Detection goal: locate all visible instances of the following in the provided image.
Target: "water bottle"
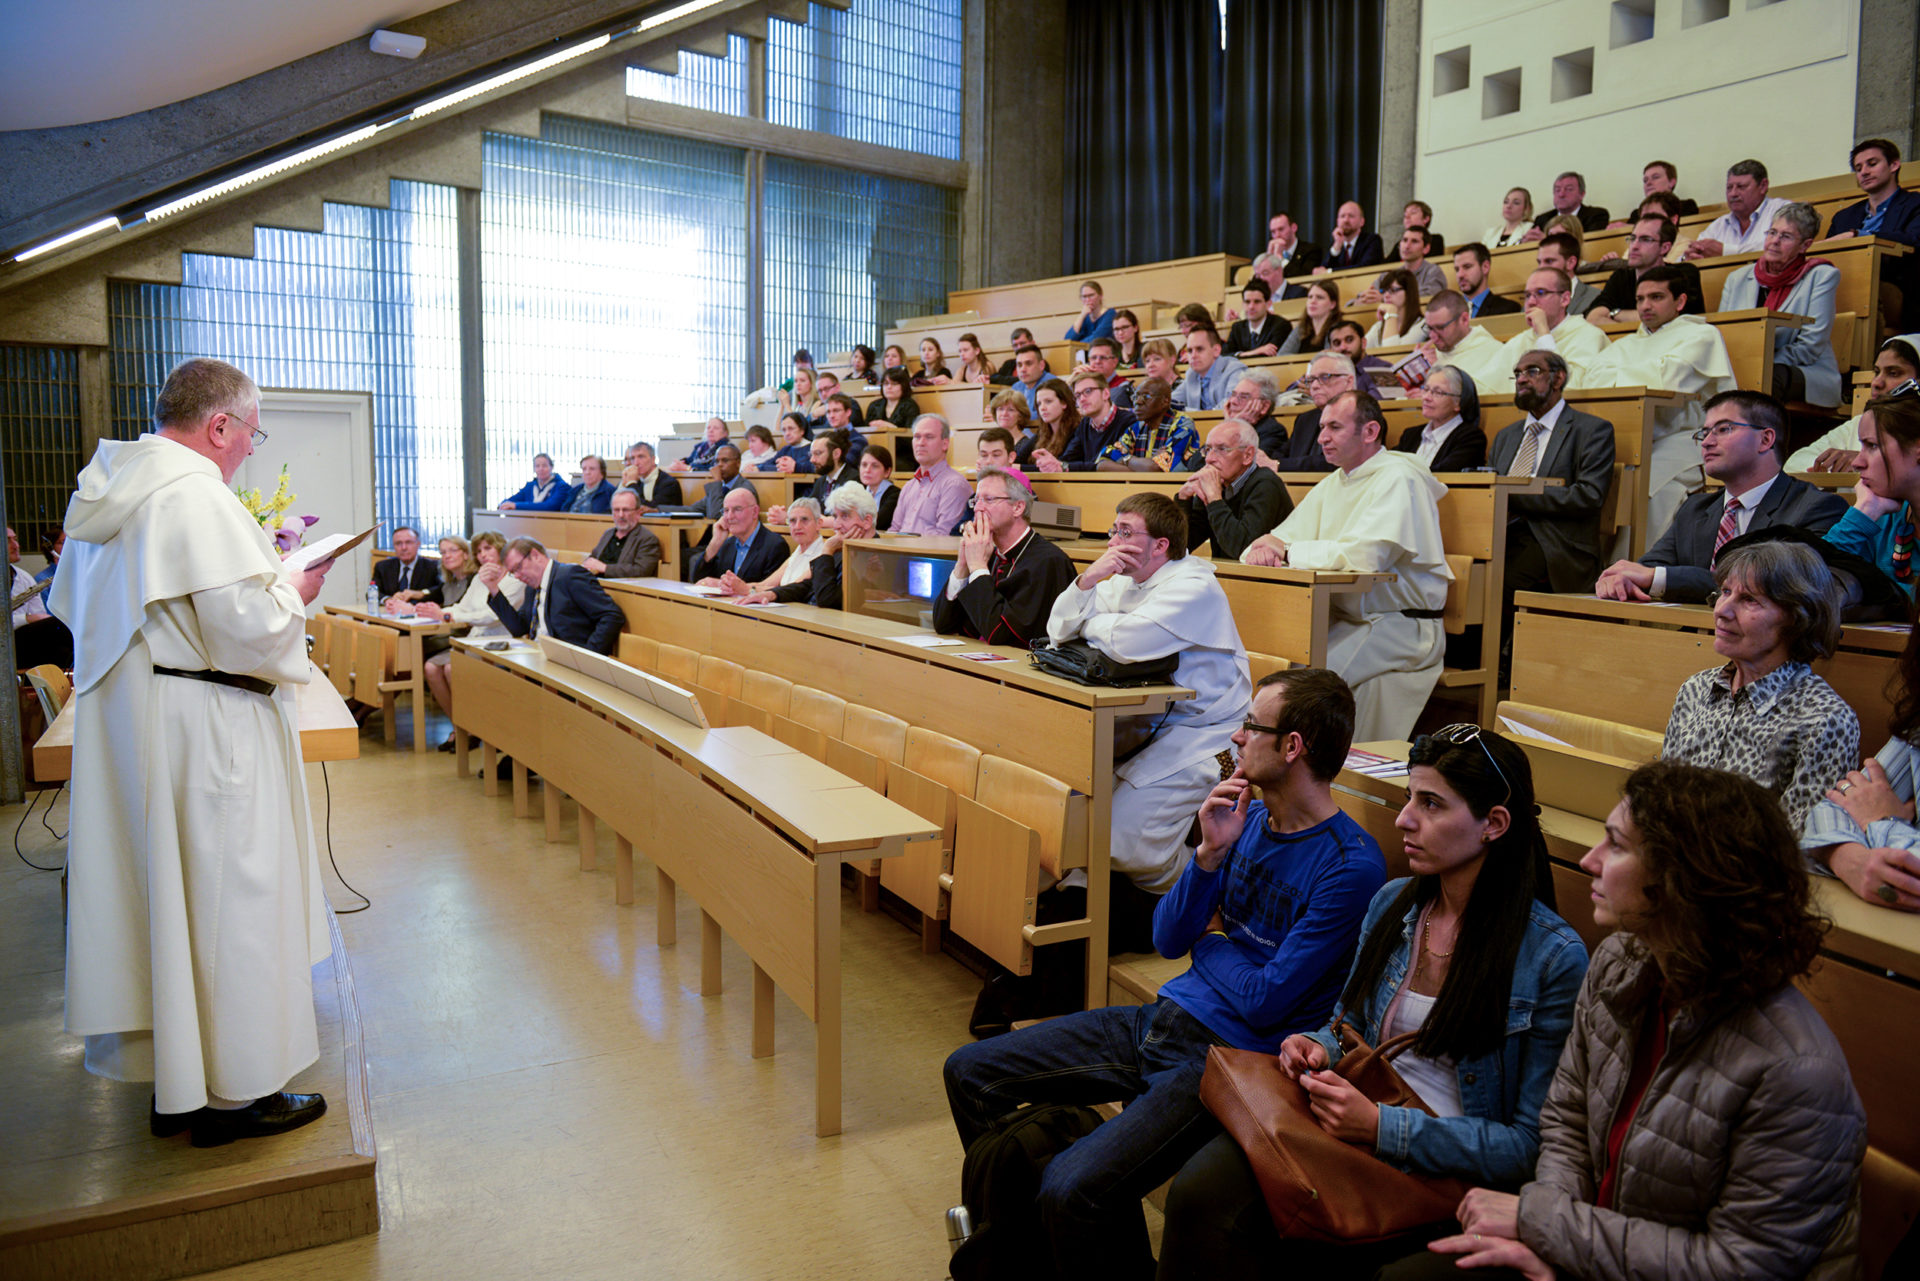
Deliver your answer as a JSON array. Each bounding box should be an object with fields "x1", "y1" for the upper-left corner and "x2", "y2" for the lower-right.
[
  {"x1": 945, "y1": 1205, "x2": 972, "y2": 1254},
  {"x1": 366, "y1": 582, "x2": 380, "y2": 614}
]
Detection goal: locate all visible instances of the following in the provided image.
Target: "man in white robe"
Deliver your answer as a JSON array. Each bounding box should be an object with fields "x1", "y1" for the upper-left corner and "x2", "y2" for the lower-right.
[
  {"x1": 1419, "y1": 290, "x2": 1517, "y2": 394},
  {"x1": 51, "y1": 357, "x2": 337, "y2": 1145},
  {"x1": 1243, "y1": 390, "x2": 1452, "y2": 742},
  {"x1": 1047, "y1": 492, "x2": 1251, "y2": 897},
  {"x1": 1501, "y1": 267, "x2": 1612, "y2": 387},
  {"x1": 1583, "y1": 264, "x2": 1738, "y2": 535}
]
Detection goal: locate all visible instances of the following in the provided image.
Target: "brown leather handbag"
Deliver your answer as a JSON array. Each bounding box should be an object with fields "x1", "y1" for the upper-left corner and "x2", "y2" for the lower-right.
[{"x1": 1198, "y1": 1023, "x2": 1468, "y2": 1242}]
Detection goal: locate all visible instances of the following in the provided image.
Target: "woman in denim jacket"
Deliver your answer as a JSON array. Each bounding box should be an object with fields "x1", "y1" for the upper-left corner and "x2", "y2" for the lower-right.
[{"x1": 1157, "y1": 726, "x2": 1589, "y2": 1278}]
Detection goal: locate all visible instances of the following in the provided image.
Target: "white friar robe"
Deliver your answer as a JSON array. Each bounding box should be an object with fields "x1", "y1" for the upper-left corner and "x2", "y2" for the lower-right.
[
  {"x1": 1584, "y1": 314, "x2": 1737, "y2": 535},
  {"x1": 1250, "y1": 449, "x2": 1453, "y2": 742},
  {"x1": 1501, "y1": 314, "x2": 1613, "y2": 389},
  {"x1": 51, "y1": 435, "x2": 330, "y2": 1114},
  {"x1": 1435, "y1": 325, "x2": 1516, "y2": 395},
  {"x1": 1047, "y1": 556, "x2": 1251, "y2": 893}
]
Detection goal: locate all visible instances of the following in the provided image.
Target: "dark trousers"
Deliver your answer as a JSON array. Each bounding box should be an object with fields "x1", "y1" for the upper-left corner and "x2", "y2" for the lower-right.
[
  {"x1": 975, "y1": 872, "x2": 1164, "y2": 1029},
  {"x1": 944, "y1": 997, "x2": 1226, "y2": 1281},
  {"x1": 1499, "y1": 526, "x2": 1553, "y2": 668}
]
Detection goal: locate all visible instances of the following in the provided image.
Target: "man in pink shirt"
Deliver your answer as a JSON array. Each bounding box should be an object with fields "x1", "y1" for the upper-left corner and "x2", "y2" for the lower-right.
[{"x1": 893, "y1": 414, "x2": 973, "y2": 536}]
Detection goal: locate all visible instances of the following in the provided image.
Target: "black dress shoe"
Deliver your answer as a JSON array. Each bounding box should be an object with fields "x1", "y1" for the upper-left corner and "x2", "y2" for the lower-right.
[
  {"x1": 150, "y1": 1096, "x2": 201, "y2": 1138},
  {"x1": 438, "y1": 735, "x2": 457, "y2": 753},
  {"x1": 190, "y1": 1091, "x2": 327, "y2": 1148}
]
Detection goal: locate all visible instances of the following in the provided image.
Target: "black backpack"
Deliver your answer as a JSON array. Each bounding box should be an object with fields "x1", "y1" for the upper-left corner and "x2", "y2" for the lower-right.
[{"x1": 949, "y1": 1103, "x2": 1105, "y2": 1281}]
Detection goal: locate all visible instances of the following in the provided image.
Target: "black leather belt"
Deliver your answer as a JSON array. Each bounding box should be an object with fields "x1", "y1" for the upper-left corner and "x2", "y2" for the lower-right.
[
  {"x1": 153, "y1": 666, "x2": 276, "y2": 697},
  {"x1": 1399, "y1": 609, "x2": 1446, "y2": 619}
]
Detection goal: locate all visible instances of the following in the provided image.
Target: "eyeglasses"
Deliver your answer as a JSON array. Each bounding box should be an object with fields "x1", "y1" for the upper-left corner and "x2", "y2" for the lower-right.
[
  {"x1": 1523, "y1": 287, "x2": 1565, "y2": 301},
  {"x1": 1073, "y1": 387, "x2": 1104, "y2": 400},
  {"x1": 1241, "y1": 716, "x2": 1287, "y2": 737},
  {"x1": 976, "y1": 494, "x2": 1022, "y2": 507},
  {"x1": 1690, "y1": 420, "x2": 1757, "y2": 442},
  {"x1": 1200, "y1": 442, "x2": 1250, "y2": 455},
  {"x1": 1107, "y1": 524, "x2": 1151, "y2": 541},
  {"x1": 1300, "y1": 373, "x2": 1347, "y2": 387},
  {"x1": 225, "y1": 411, "x2": 267, "y2": 446},
  {"x1": 1420, "y1": 723, "x2": 1512, "y2": 808}
]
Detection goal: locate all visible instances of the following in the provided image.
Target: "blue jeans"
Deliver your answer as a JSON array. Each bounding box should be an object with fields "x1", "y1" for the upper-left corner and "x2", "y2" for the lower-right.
[{"x1": 944, "y1": 998, "x2": 1225, "y2": 1281}]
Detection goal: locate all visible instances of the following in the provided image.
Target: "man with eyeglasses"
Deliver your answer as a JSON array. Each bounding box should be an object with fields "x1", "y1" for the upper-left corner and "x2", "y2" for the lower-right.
[
  {"x1": 1418, "y1": 289, "x2": 1513, "y2": 394},
  {"x1": 1173, "y1": 326, "x2": 1248, "y2": 413},
  {"x1": 1499, "y1": 266, "x2": 1613, "y2": 387},
  {"x1": 933, "y1": 467, "x2": 1074, "y2": 646},
  {"x1": 1586, "y1": 215, "x2": 1704, "y2": 325},
  {"x1": 1178, "y1": 419, "x2": 1292, "y2": 561},
  {"x1": 1082, "y1": 337, "x2": 1136, "y2": 409},
  {"x1": 52, "y1": 357, "x2": 341, "y2": 1146},
  {"x1": 1242, "y1": 390, "x2": 1452, "y2": 740},
  {"x1": 1585, "y1": 264, "x2": 1739, "y2": 532},
  {"x1": 1044, "y1": 371, "x2": 1139, "y2": 471},
  {"x1": 1596, "y1": 391, "x2": 1847, "y2": 603},
  {"x1": 1534, "y1": 232, "x2": 1601, "y2": 319},
  {"x1": 1268, "y1": 353, "x2": 1353, "y2": 472},
  {"x1": 1097, "y1": 376, "x2": 1202, "y2": 472}
]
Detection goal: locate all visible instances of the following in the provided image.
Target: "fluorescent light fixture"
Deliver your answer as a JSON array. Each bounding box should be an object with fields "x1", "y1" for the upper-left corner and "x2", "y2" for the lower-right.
[
  {"x1": 144, "y1": 123, "x2": 387, "y2": 222},
  {"x1": 638, "y1": 0, "x2": 728, "y2": 32},
  {"x1": 409, "y1": 33, "x2": 612, "y2": 119},
  {"x1": 13, "y1": 215, "x2": 121, "y2": 263}
]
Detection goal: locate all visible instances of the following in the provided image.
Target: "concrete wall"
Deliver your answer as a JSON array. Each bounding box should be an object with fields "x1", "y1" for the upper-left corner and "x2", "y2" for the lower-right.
[{"x1": 962, "y1": 0, "x2": 1067, "y2": 290}]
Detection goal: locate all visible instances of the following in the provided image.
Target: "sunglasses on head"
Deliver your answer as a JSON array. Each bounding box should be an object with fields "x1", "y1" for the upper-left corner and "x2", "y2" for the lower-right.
[{"x1": 1419, "y1": 723, "x2": 1513, "y2": 809}]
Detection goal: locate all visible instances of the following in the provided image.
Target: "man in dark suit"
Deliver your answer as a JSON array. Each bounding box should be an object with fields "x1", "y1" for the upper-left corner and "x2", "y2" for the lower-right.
[
  {"x1": 1223, "y1": 277, "x2": 1293, "y2": 358},
  {"x1": 1319, "y1": 201, "x2": 1385, "y2": 273},
  {"x1": 485, "y1": 537, "x2": 623, "y2": 654},
  {"x1": 1828, "y1": 138, "x2": 1920, "y2": 329},
  {"x1": 1530, "y1": 170, "x2": 1610, "y2": 234},
  {"x1": 1595, "y1": 391, "x2": 1849, "y2": 604},
  {"x1": 582, "y1": 488, "x2": 662, "y2": 579},
  {"x1": 621, "y1": 442, "x2": 684, "y2": 510},
  {"x1": 1585, "y1": 215, "x2": 1705, "y2": 324},
  {"x1": 1259, "y1": 210, "x2": 1323, "y2": 278},
  {"x1": 698, "y1": 444, "x2": 752, "y2": 518},
  {"x1": 1179, "y1": 420, "x2": 1293, "y2": 560},
  {"x1": 687, "y1": 486, "x2": 787, "y2": 586},
  {"x1": 1488, "y1": 349, "x2": 1617, "y2": 651},
  {"x1": 1452, "y1": 243, "x2": 1522, "y2": 318},
  {"x1": 1267, "y1": 352, "x2": 1356, "y2": 472},
  {"x1": 372, "y1": 525, "x2": 441, "y2": 605}
]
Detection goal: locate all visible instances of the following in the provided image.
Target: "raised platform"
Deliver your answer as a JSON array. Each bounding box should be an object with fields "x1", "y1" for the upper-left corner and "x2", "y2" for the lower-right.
[{"x1": 0, "y1": 869, "x2": 379, "y2": 1281}]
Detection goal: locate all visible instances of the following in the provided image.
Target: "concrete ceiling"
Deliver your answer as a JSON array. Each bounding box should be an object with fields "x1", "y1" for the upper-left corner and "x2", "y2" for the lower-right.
[{"x1": 0, "y1": 0, "x2": 457, "y2": 130}]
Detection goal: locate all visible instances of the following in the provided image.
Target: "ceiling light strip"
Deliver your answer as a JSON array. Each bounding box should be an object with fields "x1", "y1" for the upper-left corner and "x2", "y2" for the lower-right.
[
  {"x1": 409, "y1": 33, "x2": 613, "y2": 119},
  {"x1": 13, "y1": 215, "x2": 122, "y2": 263},
  {"x1": 637, "y1": 0, "x2": 728, "y2": 32},
  {"x1": 143, "y1": 122, "x2": 387, "y2": 222}
]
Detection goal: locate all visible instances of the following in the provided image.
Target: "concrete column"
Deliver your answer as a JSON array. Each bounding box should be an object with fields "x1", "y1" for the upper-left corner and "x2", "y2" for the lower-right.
[
  {"x1": 458, "y1": 187, "x2": 487, "y2": 521},
  {"x1": 968, "y1": 0, "x2": 1066, "y2": 289},
  {"x1": 1855, "y1": 0, "x2": 1919, "y2": 157},
  {"x1": 1376, "y1": 0, "x2": 1422, "y2": 220}
]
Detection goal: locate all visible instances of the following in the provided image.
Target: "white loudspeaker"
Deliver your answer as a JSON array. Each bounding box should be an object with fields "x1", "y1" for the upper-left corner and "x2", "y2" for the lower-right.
[{"x1": 369, "y1": 29, "x2": 427, "y2": 59}]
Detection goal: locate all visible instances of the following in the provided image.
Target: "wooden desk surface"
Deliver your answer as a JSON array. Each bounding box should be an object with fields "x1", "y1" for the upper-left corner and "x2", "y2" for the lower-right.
[{"x1": 947, "y1": 253, "x2": 1248, "y2": 321}]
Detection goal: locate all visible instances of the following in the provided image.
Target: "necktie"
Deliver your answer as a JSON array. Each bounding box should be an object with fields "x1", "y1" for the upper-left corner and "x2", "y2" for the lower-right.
[
  {"x1": 1712, "y1": 497, "x2": 1743, "y2": 561},
  {"x1": 1508, "y1": 423, "x2": 1544, "y2": 478},
  {"x1": 527, "y1": 586, "x2": 542, "y2": 638},
  {"x1": 397, "y1": 563, "x2": 409, "y2": 592}
]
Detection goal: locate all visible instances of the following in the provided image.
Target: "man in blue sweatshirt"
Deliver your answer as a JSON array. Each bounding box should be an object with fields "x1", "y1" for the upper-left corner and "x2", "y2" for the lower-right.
[{"x1": 942, "y1": 667, "x2": 1386, "y2": 1281}]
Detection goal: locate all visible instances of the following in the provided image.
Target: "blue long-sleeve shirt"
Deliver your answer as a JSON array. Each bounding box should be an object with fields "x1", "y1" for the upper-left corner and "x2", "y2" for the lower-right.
[
  {"x1": 1824, "y1": 502, "x2": 1914, "y2": 598},
  {"x1": 1064, "y1": 307, "x2": 1116, "y2": 342},
  {"x1": 1153, "y1": 802, "x2": 1386, "y2": 1052},
  {"x1": 500, "y1": 477, "x2": 573, "y2": 510}
]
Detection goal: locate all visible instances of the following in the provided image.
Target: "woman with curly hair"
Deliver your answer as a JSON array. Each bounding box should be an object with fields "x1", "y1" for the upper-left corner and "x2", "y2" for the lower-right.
[{"x1": 1419, "y1": 762, "x2": 1866, "y2": 1281}]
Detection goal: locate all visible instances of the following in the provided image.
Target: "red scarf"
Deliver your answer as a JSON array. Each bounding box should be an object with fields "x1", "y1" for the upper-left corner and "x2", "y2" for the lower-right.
[{"x1": 1753, "y1": 253, "x2": 1830, "y2": 312}]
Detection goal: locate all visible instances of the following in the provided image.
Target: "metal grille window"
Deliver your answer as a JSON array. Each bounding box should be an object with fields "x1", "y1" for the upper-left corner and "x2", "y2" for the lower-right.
[
  {"x1": 766, "y1": 0, "x2": 965, "y2": 160},
  {"x1": 762, "y1": 156, "x2": 959, "y2": 378},
  {"x1": 626, "y1": 33, "x2": 751, "y2": 115},
  {"x1": 0, "y1": 344, "x2": 82, "y2": 555},
  {"x1": 105, "y1": 181, "x2": 464, "y2": 537},
  {"x1": 480, "y1": 115, "x2": 746, "y2": 503}
]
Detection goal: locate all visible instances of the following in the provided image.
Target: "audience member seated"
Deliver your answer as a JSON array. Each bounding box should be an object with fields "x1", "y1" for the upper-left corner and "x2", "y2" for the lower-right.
[
  {"x1": 426, "y1": 536, "x2": 474, "y2": 610},
  {"x1": 801, "y1": 429, "x2": 860, "y2": 506},
  {"x1": 931, "y1": 467, "x2": 1074, "y2": 646},
  {"x1": 1660, "y1": 540, "x2": 1857, "y2": 828},
  {"x1": 819, "y1": 392, "x2": 869, "y2": 462},
  {"x1": 738, "y1": 425, "x2": 779, "y2": 470},
  {"x1": 1805, "y1": 608, "x2": 1920, "y2": 911},
  {"x1": 1788, "y1": 336, "x2": 1920, "y2": 470},
  {"x1": 1175, "y1": 328, "x2": 1246, "y2": 413},
  {"x1": 1452, "y1": 242, "x2": 1520, "y2": 319},
  {"x1": 1251, "y1": 209, "x2": 1323, "y2": 289},
  {"x1": 1585, "y1": 264, "x2": 1739, "y2": 530},
  {"x1": 1485, "y1": 186, "x2": 1534, "y2": 248},
  {"x1": 561, "y1": 454, "x2": 614, "y2": 514},
  {"x1": 1627, "y1": 188, "x2": 1687, "y2": 230},
  {"x1": 1112, "y1": 310, "x2": 1145, "y2": 367},
  {"x1": 1179, "y1": 419, "x2": 1291, "y2": 561},
  {"x1": 882, "y1": 343, "x2": 908, "y2": 370},
  {"x1": 722, "y1": 495, "x2": 827, "y2": 599},
  {"x1": 1491, "y1": 351, "x2": 1618, "y2": 641},
  {"x1": 1421, "y1": 761, "x2": 1865, "y2": 1281},
  {"x1": 1244, "y1": 391, "x2": 1451, "y2": 740},
  {"x1": 1719, "y1": 201, "x2": 1844, "y2": 407},
  {"x1": 1827, "y1": 391, "x2": 1920, "y2": 596},
  {"x1": 419, "y1": 531, "x2": 522, "y2": 745},
  {"x1": 1064, "y1": 279, "x2": 1116, "y2": 343},
  {"x1": 1008, "y1": 345, "x2": 1051, "y2": 417},
  {"x1": 1536, "y1": 232, "x2": 1601, "y2": 318},
  {"x1": 373, "y1": 524, "x2": 441, "y2": 605},
  {"x1": 1398, "y1": 366, "x2": 1487, "y2": 470},
  {"x1": 1598, "y1": 390, "x2": 1848, "y2": 604},
  {"x1": 620, "y1": 441, "x2": 683, "y2": 509},
  {"x1": 867, "y1": 366, "x2": 920, "y2": 430},
  {"x1": 894, "y1": 414, "x2": 972, "y2": 536},
  {"x1": 986, "y1": 389, "x2": 1038, "y2": 467},
  {"x1": 1362, "y1": 268, "x2": 1429, "y2": 347},
  {"x1": 1269, "y1": 352, "x2": 1355, "y2": 472},
  {"x1": 1633, "y1": 158, "x2": 1699, "y2": 219},
  {"x1": 913, "y1": 337, "x2": 951, "y2": 387},
  {"x1": 1158, "y1": 726, "x2": 1589, "y2": 1279},
  {"x1": 1586, "y1": 216, "x2": 1704, "y2": 324},
  {"x1": 1173, "y1": 303, "x2": 1215, "y2": 336},
  {"x1": 1278, "y1": 279, "x2": 1342, "y2": 355},
  {"x1": 580, "y1": 487, "x2": 662, "y2": 579},
  {"x1": 1098, "y1": 376, "x2": 1200, "y2": 472},
  {"x1": 815, "y1": 371, "x2": 858, "y2": 422},
  {"x1": 858, "y1": 444, "x2": 899, "y2": 531},
  {"x1": 1319, "y1": 200, "x2": 1387, "y2": 273},
  {"x1": 1083, "y1": 337, "x2": 1136, "y2": 409},
  {"x1": 1375, "y1": 227, "x2": 1446, "y2": 300},
  {"x1": 1038, "y1": 371, "x2": 1137, "y2": 473},
  {"x1": 1219, "y1": 369, "x2": 1287, "y2": 462},
  {"x1": 847, "y1": 344, "x2": 879, "y2": 385},
  {"x1": 779, "y1": 366, "x2": 824, "y2": 425},
  {"x1": 687, "y1": 486, "x2": 786, "y2": 586},
  {"x1": 1327, "y1": 320, "x2": 1392, "y2": 398},
  {"x1": 697, "y1": 444, "x2": 752, "y2": 520},
  {"x1": 7, "y1": 525, "x2": 62, "y2": 666},
  {"x1": 972, "y1": 427, "x2": 1021, "y2": 475},
  {"x1": 497, "y1": 452, "x2": 570, "y2": 510},
  {"x1": 1686, "y1": 158, "x2": 1787, "y2": 260},
  {"x1": 953, "y1": 332, "x2": 997, "y2": 386},
  {"x1": 767, "y1": 413, "x2": 815, "y2": 474},
  {"x1": 992, "y1": 327, "x2": 1036, "y2": 383},
  {"x1": 1141, "y1": 336, "x2": 1183, "y2": 393},
  {"x1": 29, "y1": 527, "x2": 62, "y2": 609},
  {"x1": 781, "y1": 347, "x2": 814, "y2": 392},
  {"x1": 1224, "y1": 277, "x2": 1294, "y2": 358},
  {"x1": 672, "y1": 417, "x2": 729, "y2": 472},
  {"x1": 1828, "y1": 137, "x2": 1920, "y2": 331},
  {"x1": 1527, "y1": 170, "x2": 1610, "y2": 237},
  {"x1": 1419, "y1": 289, "x2": 1513, "y2": 393},
  {"x1": 1400, "y1": 199, "x2": 1446, "y2": 257},
  {"x1": 1027, "y1": 378, "x2": 1079, "y2": 470},
  {"x1": 742, "y1": 483, "x2": 876, "y2": 609},
  {"x1": 1502, "y1": 267, "x2": 1613, "y2": 385},
  {"x1": 485, "y1": 536, "x2": 623, "y2": 655},
  {"x1": 945, "y1": 668, "x2": 1378, "y2": 1280}
]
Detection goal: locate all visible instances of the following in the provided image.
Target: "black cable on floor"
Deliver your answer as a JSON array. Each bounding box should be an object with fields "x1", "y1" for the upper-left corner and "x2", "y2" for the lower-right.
[
  {"x1": 13, "y1": 785, "x2": 64, "y2": 872},
  {"x1": 320, "y1": 760, "x2": 371, "y2": 914}
]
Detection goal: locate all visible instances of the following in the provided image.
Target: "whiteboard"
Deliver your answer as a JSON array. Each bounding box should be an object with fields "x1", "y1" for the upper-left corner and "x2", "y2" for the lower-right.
[{"x1": 240, "y1": 389, "x2": 376, "y2": 616}]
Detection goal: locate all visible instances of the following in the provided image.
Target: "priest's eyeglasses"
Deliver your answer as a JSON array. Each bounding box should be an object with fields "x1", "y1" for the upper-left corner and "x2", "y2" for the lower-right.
[
  {"x1": 1419, "y1": 723, "x2": 1513, "y2": 808},
  {"x1": 1690, "y1": 420, "x2": 1756, "y2": 442}
]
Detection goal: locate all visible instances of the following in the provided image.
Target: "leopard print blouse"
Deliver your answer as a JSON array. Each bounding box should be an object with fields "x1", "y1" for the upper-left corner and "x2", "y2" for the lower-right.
[{"x1": 1661, "y1": 661, "x2": 1861, "y2": 830}]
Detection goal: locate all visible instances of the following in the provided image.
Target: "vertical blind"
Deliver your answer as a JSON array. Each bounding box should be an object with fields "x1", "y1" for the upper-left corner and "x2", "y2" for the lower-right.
[{"x1": 0, "y1": 344, "x2": 82, "y2": 553}]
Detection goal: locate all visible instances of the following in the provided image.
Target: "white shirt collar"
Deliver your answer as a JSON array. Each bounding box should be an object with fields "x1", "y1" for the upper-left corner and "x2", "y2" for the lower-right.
[
  {"x1": 1422, "y1": 414, "x2": 1463, "y2": 446},
  {"x1": 1726, "y1": 471, "x2": 1780, "y2": 512},
  {"x1": 1526, "y1": 398, "x2": 1568, "y2": 434}
]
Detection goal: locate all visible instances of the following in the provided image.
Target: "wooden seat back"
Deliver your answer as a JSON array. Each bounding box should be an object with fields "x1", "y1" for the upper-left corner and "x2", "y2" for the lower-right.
[
  {"x1": 698, "y1": 656, "x2": 745, "y2": 701},
  {"x1": 1246, "y1": 652, "x2": 1290, "y2": 686},
  {"x1": 741, "y1": 669, "x2": 793, "y2": 718},
  {"x1": 789, "y1": 685, "x2": 848, "y2": 739},
  {"x1": 655, "y1": 642, "x2": 700, "y2": 688},
  {"x1": 327, "y1": 619, "x2": 358, "y2": 698},
  {"x1": 352, "y1": 624, "x2": 397, "y2": 708},
  {"x1": 879, "y1": 727, "x2": 983, "y2": 923},
  {"x1": 619, "y1": 634, "x2": 660, "y2": 672},
  {"x1": 971, "y1": 755, "x2": 1086, "y2": 880}
]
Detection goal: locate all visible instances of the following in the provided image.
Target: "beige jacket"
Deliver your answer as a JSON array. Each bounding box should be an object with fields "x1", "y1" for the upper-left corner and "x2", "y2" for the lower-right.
[{"x1": 1517, "y1": 933, "x2": 1865, "y2": 1280}]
